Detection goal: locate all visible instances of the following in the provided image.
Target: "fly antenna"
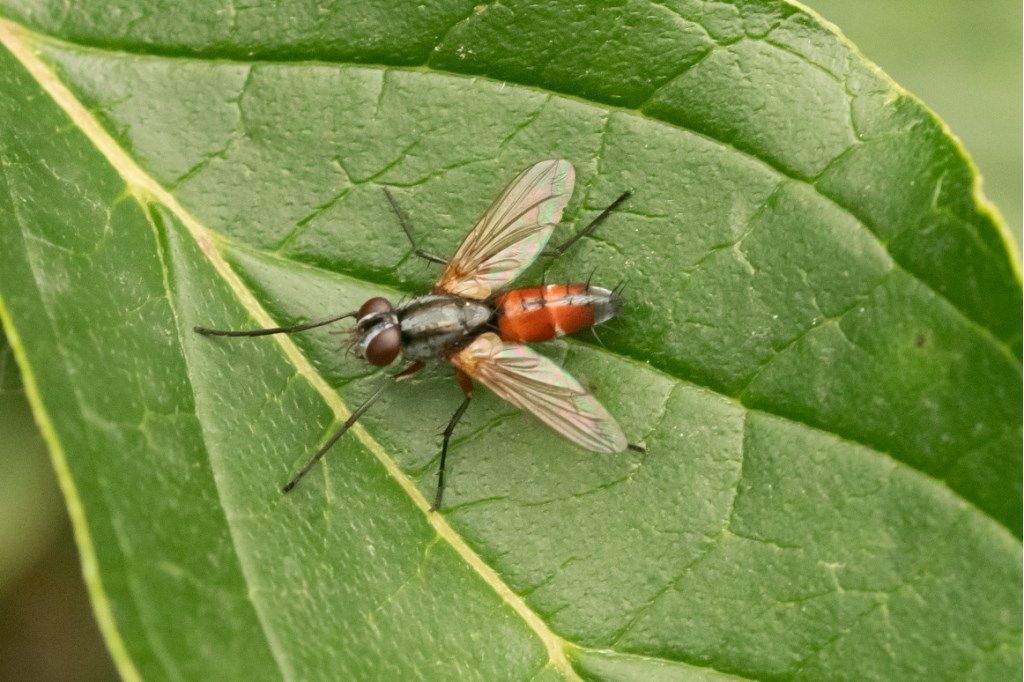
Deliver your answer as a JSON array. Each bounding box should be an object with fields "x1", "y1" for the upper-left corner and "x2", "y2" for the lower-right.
[{"x1": 194, "y1": 310, "x2": 357, "y2": 337}]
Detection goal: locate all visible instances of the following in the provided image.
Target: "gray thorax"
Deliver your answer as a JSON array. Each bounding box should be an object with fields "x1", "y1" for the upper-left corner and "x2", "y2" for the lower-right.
[{"x1": 397, "y1": 295, "x2": 492, "y2": 360}]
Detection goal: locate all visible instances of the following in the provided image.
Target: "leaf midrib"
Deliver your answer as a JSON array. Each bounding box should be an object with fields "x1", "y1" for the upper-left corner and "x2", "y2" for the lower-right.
[{"x1": 21, "y1": 24, "x2": 1022, "y2": 361}]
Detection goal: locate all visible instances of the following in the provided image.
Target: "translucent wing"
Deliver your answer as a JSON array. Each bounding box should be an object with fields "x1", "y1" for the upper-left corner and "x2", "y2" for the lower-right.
[
  {"x1": 452, "y1": 333, "x2": 627, "y2": 452},
  {"x1": 435, "y1": 160, "x2": 575, "y2": 299}
]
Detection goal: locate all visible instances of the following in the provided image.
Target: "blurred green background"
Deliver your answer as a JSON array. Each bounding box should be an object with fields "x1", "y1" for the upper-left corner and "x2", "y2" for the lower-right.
[
  {"x1": 0, "y1": 3, "x2": 1019, "y2": 680},
  {"x1": 810, "y1": 0, "x2": 1022, "y2": 247}
]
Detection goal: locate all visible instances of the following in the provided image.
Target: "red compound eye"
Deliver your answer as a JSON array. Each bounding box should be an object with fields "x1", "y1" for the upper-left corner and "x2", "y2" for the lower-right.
[
  {"x1": 358, "y1": 297, "x2": 392, "y2": 320},
  {"x1": 365, "y1": 326, "x2": 400, "y2": 366}
]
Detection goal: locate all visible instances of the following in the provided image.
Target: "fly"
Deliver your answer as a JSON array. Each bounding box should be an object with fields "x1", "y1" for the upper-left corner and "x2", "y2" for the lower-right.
[{"x1": 195, "y1": 160, "x2": 641, "y2": 510}]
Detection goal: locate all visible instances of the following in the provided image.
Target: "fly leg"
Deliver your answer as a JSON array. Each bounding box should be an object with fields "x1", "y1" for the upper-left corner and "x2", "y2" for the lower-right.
[
  {"x1": 282, "y1": 380, "x2": 389, "y2": 493},
  {"x1": 431, "y1": 371, "x2": 474, "y2": 511},
  {"x1": 382, "y1": 187, "x2": 447, "y2": 264},
  {"x1": 543, "y1": 190, "x2": 632, "y2": 259},
  {"x1": 282, "y1": 362, "x2": 423, "y2": 494}
]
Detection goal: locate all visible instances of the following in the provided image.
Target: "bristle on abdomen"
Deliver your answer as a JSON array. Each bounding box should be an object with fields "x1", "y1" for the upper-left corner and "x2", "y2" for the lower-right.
[{"x1": 494, "y1": 284, "x2": 621, "y2": 343}]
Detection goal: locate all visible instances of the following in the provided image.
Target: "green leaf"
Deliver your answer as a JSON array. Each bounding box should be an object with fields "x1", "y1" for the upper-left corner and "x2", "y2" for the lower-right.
[{"x1": 0, "y1": 1, "x2": 1019, "y2": 679}]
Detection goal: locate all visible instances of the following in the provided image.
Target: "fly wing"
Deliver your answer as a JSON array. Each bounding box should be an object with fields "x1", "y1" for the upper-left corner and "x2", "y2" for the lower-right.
[
  {"x1": 435, "y1": 160, "x2": 574, "y2": 299},
  {"x1": 452, "y1": 333, "x2": 627, "y2": 452}
]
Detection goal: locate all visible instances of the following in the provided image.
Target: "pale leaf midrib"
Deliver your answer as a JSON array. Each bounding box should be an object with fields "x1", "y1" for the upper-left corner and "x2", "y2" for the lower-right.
[
  {"x1": 19, "y1": 23, "x2": 1022, "y2": 358},
  {"x1": 0, "y1": 19, "x2": 584, "y2": 682}
]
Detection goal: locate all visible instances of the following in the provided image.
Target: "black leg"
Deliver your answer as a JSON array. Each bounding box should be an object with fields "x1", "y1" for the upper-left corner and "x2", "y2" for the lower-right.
[
  {"x1": 194, "y1": 310, "x2": 356, "y2": 337},
  {"x1": 544, "y1": 190, "x2": 632, "y2": 258},
  {"x1": 382, "y1": 187, "x2": 447, "y2": 265},
  {"x1": 282, "y1": 379, "x2": 390, "y2": 493},
  {"x1": 431, "y1": 393, "x2": 472, "y2": 511}
]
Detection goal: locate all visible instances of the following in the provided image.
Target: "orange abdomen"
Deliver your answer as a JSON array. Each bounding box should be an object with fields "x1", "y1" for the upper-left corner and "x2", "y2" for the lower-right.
[{"x1": 494, "y1": 284, "x2": 620, "y2": 343}]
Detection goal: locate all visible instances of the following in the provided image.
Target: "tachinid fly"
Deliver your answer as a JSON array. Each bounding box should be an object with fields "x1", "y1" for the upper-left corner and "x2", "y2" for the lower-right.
[{"x1": 195, "y1": 160, "x2": 640, "y2": 510}]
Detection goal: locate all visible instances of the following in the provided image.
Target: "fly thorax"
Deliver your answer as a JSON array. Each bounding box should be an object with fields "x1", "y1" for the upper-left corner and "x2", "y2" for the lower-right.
[
  {"x1": 399, "y1": 296, "x2": 491, "y2": 337},
  {"x1": 397, "y1": 296, "x2": 492, "y2": 360}
]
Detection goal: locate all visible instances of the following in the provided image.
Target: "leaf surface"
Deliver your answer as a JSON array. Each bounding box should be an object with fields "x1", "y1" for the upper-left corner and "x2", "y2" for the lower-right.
[{"x1": 0, "y1": 1, "x2": 1020, "y2": 679}]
